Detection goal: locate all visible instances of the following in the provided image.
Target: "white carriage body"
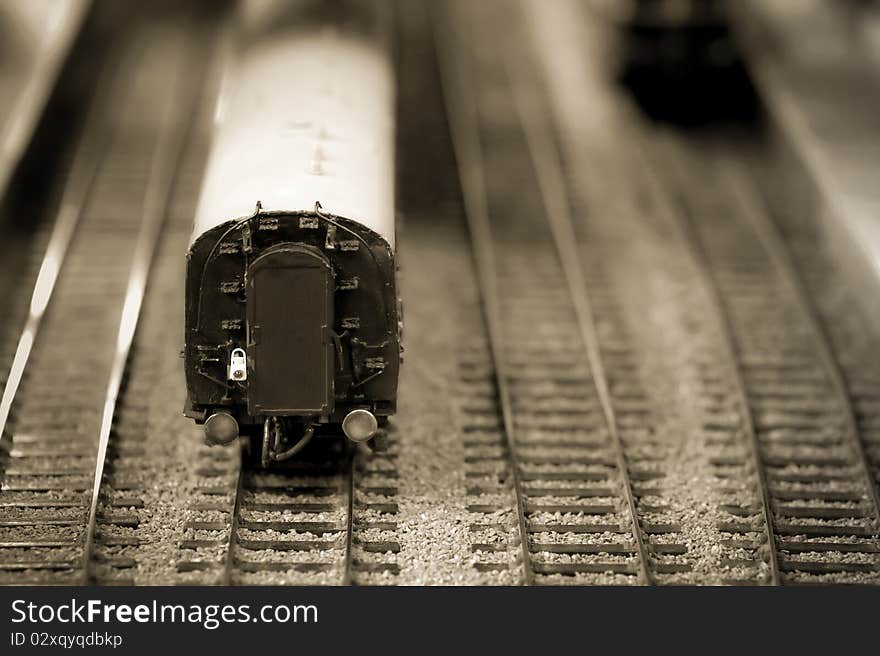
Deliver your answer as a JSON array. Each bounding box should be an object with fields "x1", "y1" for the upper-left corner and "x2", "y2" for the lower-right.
[{"x1": 191, "y1": 6, "x2": 395, "y2": 248}]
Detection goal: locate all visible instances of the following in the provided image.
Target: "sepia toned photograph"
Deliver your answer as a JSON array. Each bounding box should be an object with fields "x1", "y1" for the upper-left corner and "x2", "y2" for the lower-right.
[{"x1": 1, "y1": 0, "x2": 879, "y2": 602}]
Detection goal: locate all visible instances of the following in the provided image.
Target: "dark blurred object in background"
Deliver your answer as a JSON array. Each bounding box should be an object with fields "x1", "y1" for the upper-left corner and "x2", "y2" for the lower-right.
[{"x1": 618, "y1": 0, "x2": 760, "y2": 124}]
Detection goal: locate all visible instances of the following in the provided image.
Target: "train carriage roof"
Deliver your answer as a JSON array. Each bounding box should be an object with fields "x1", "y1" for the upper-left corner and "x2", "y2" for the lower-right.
[{"x1": 190, "y1": 2, "x2": 395, "y2": 248}]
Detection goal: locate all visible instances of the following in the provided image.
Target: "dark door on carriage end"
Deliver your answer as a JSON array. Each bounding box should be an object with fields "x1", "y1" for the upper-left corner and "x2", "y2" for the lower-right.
[{"x1": 246, "y1": 244, "x2": 335, "y2": 417}]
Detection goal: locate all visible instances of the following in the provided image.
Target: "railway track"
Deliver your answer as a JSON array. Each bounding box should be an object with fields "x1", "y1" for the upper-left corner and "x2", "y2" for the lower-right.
[
  {"x1": 436, "y1": 1, "x2": 691, "y2": 584},
  {"x1": 224, "y1": 451, "x2": 357, "y2": 585},
  {"x1": 655, "y1": 137, "x2": 880, "y2": 583},
  {"x1": 745, "y1": 143, "x2": 880, "y2": 542},
  {"x1": 0, "y1": 5, "x2": 113, "y2": 389},
  {"x1": 0, "y1": 12, "x2": 209, "y2": 584},
  {"x1": 176, "y1": 437, "x2": 401, "y2": 585},
  {"x1": 520, "y1": 0, "x2": 880, "y2": 583}
]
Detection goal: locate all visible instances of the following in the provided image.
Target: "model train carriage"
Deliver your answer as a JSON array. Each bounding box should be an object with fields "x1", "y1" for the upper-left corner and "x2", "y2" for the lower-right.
[
  {"x1": 184, "y1": 208, "x2": 400, "y2": 450},
  {"x1": 183, "y1": 0, "x2": 399, "y2": 462}
]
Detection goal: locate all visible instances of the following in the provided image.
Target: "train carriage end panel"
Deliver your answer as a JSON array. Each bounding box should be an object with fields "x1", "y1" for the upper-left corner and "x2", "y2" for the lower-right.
[{"x1": 184, "y1": 209, "x2": 400, "y2": 436}]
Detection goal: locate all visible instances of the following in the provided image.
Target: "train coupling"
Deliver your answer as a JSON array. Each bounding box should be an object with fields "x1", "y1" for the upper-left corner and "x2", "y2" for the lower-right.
[
  {"x1": 204, "y1": 411, "x2": 239, "y2": 445},
  {"x1": 342, "y1": 409, "x2": 378, "y2": 443}
]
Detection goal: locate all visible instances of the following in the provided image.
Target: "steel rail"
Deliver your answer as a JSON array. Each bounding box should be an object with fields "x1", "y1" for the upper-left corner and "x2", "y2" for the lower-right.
[
  {"x1": 341, "y1": 453, "x2": 357, "y2": 585},
  {"x1": 431, "y1": 8, "x2": 535, "y2": 585},
  {"x1": 0, "y1": 0, "x2": 91, "y2": 201},
  {"x1": 505, "y1": 36, "x2": 653, "y2": 586},
  {"x1": 718, "y1": 156, "x2": 880, "y2": 535},
  {"x1": 82, "y1": 35, "x2": 197, "y2": 581},
  {"x1": 647, "y1": 138, "x2": 782, "y2": 585},
  {"x1": 220, "y1": 464, "x2": 245, "y2": 586},
  {"x1": 0, "y1": 45, "x2": 123, "y2": 447}
]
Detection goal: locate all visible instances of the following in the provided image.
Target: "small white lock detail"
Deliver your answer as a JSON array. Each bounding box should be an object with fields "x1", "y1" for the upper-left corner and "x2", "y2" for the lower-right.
[{"x1": 228, "y1": 348, "x2": 247, "y2": 382}]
